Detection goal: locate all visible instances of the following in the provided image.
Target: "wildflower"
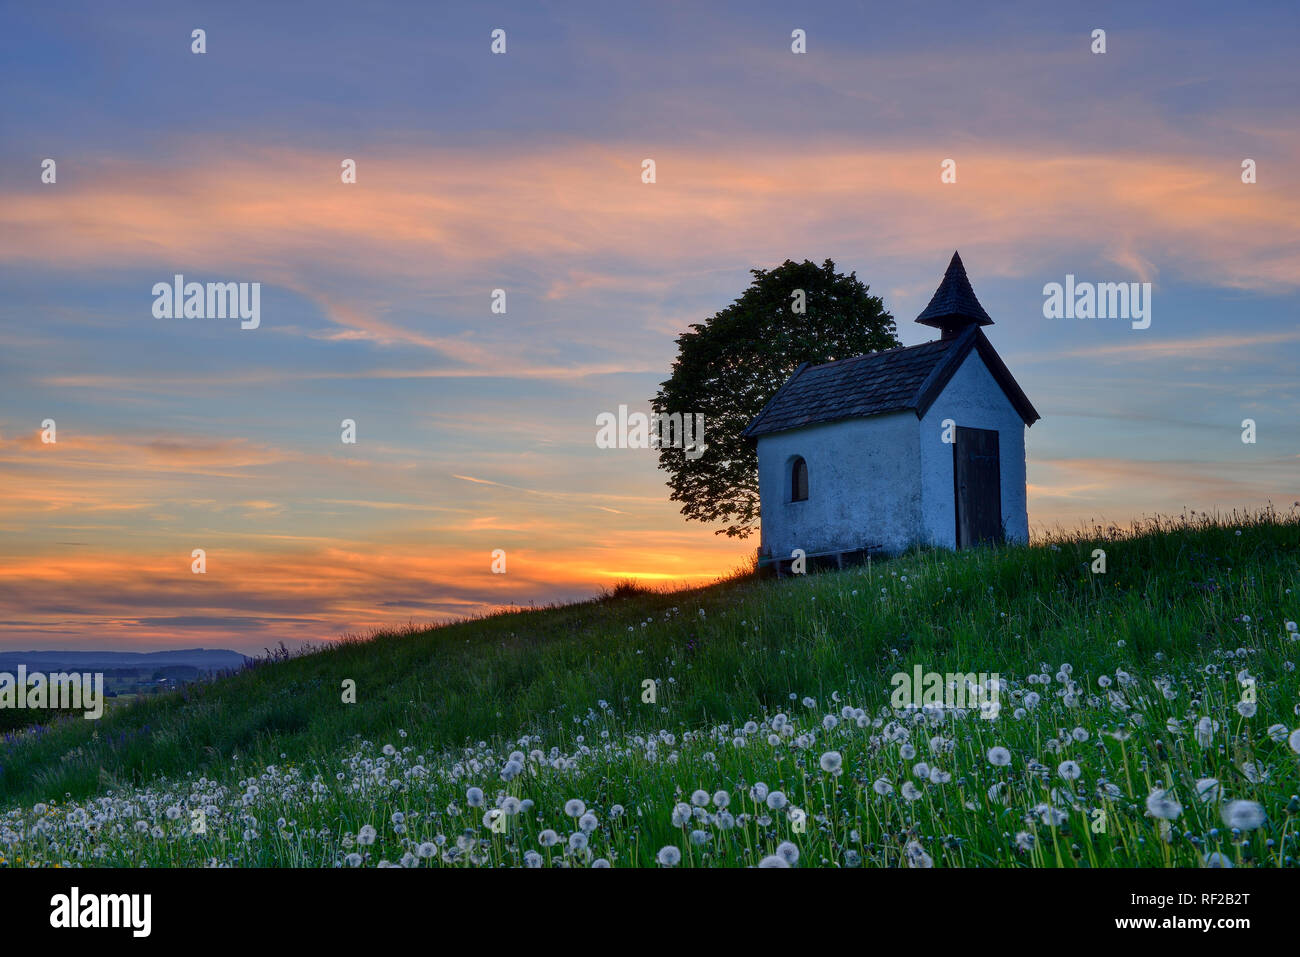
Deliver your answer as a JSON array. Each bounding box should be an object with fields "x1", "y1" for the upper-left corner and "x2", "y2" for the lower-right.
[
  {"x1": 1241, "y1": 762, "x2": 1268, "y2": 784},
  {"x1": 466, "y1": 787, "x2": 484, "y2": 807},
  {"x1": 819, "y1": 751, "x2": 843, "y2": 775},
  {"x1": 357, "y1": 825, "x2": 377, "y2": 846},
  {"x1": 1194, "y1": 778, "x2": 1221, "y2": 804},
  {"x1": 766, "y1": 791, "x2": 788, "y2": 811},
  {"x1": 775, "y1": 841, "x2": 800, "y2": 865},
  {"x1": 690, "y1": 790, "x2": 710, "y2": 808},
  {"x1": 758, "y1": 855, "x2": 789, "y2": 867},
  {"x1": 872, "y1": 778, "x2": 894, "y2": 796},
  {"x1": 344, "y1": 853, "x2": 363, "y2": 867},
  {"x1": 1038, "y1": 806, "x2": 1068, "y2": 827},
  {"x1": 1057, "y1": 760, "x2": 1082, "y2": 781},
  {"x1": 905, "y1": 840, "x2": 933, "y2": 868},
  {"x1": 1194, "y1": 717, "x2": 1216, "y2": 748},
  {"x1": 1145, "y1": 789, "x2": 1183, "y2": 821},
  {"x1": 656, "y1": 845, "x2": 682, "y2": 867},
  {"x1": 1203, "y1": 852, "x2": 1233, "y2": 868},
  {"x1": 1290, "y1": 729, "x2": 1300, "y2": 755},
  {"x1": 1222, "y1": 800, "x2": 1266, "y2": 831},
  {"x1": 565, "y1": 799, "x2": 586, "y2": 818},
  {"x1": 538, "y1": 829, "x2": 559, "y2": 847},
  {"x1": 987, "y1": 746, "x2": 1012, "y2": 767}
]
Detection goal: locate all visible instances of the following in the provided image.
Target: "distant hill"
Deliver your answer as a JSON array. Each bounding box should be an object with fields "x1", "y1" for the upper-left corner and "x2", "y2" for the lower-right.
[{"x1": 0, "y1": 648, "x2": 248, "y2": 674}]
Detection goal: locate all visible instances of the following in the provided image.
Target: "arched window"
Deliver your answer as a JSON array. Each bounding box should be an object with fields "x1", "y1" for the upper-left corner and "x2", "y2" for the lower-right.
[{"x1": 790, "y1": 456, "x2": 809, "y2": 502}]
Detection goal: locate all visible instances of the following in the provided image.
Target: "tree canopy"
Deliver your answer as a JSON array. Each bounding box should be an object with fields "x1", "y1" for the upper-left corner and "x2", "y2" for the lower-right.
[{"x1": 652, "y1": 259, "x2": 900, "y2": 538}]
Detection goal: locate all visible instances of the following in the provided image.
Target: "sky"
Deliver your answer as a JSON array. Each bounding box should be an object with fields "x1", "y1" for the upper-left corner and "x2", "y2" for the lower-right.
[{"x1": 1, "y1": 0, "x2": 1297, "y2": 653}]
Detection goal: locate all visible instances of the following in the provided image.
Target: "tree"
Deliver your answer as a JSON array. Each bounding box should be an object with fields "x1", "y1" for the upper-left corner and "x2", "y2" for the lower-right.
[{"x1": 652, "y1": 259, "x2": 899, "y2": 538}]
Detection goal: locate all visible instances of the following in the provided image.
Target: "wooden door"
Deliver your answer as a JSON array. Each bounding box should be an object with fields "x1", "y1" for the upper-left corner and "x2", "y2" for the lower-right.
[{"x1": 953, "y1": 426, "x2": 1003, "y2": 547}]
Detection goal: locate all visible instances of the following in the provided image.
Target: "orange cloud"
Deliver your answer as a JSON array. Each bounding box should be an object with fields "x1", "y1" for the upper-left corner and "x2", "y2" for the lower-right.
[{"x1": 2, "y1": 139, "x2": 1297, "y2": 306}]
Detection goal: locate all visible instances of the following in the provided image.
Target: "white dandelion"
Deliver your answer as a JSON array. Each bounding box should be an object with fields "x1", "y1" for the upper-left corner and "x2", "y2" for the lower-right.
[
  {"x1": 1145, "y1": 788, "x2": 1183, "y2": 821},
  {"x1": 1222, "y1": 800, "x2": 1266, "y2": 831},
  {"x1": 987, "y1": 746, "x2": 1011, "y2": 767},
  {"x1": 1194, "y1": 778, "x2": 1222, "y2": 804}
]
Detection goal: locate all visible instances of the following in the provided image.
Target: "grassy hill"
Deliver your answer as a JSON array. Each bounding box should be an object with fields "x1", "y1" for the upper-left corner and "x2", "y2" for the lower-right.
[{"x1": 2, "y1": 509, "x2": 1298, "y2": 867}]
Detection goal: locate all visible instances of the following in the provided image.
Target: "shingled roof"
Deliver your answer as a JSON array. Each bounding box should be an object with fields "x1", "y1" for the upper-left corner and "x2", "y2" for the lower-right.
[
  {"x1": 744, "y1": 325, "x2": 1039, "y2": 438},
  {"x1": 915, "y1": 251, "x2": 994, "y2": 332}
]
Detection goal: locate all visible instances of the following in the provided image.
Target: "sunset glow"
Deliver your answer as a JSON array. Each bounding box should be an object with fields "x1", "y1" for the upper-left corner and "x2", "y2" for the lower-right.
[{"x1": 3, "y1": 2, "x2": 1296, "y2": 652}]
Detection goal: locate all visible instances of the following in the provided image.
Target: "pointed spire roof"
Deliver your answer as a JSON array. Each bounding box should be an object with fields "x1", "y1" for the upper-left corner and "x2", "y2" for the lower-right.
[{"x1": 915, "y1": 251, "x2": 993, "y2": 334}]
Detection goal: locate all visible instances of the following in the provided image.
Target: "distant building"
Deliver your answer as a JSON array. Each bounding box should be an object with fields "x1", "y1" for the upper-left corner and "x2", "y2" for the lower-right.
[{"x1": 745, "y1": 252, "x2": 1040, "y2": 574}]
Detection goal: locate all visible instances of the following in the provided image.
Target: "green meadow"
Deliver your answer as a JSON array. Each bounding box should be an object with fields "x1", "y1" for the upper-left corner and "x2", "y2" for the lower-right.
[{"x1": 2, "y1": 508, "x2": 1298, "y2": 867}]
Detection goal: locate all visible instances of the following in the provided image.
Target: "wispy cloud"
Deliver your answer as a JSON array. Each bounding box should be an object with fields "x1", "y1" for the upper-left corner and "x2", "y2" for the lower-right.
[{"x1": 1061, "y1": 330, "x2": 1300, "y2": 361}]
